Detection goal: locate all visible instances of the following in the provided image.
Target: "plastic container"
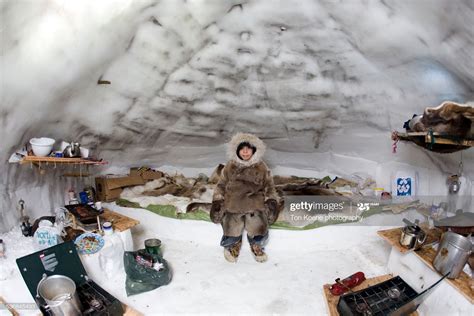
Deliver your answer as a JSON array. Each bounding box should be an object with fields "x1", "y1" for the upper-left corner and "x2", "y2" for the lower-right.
[{"x1": 103, "y1": 222, "x2": 113, "y2": 235}]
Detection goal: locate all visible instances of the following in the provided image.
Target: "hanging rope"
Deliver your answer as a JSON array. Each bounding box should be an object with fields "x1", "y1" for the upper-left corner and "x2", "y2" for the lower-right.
[{"x1": 391, "y1": 131, "x2": 399, "y2": 153}]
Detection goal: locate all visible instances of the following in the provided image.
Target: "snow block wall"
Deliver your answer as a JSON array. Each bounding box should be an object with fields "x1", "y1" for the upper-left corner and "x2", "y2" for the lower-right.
[{"x1": 1, "y1": 0, "x2": 473, "y2": 232}]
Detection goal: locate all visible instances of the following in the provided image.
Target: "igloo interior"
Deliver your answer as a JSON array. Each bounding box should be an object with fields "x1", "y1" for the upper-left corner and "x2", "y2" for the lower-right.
[{"x1": 0, "y1": 0, "x2": 473, "y2": 315}]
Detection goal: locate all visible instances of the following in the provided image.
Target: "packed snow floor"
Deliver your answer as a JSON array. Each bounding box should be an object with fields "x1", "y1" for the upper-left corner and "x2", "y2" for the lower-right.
[{"x1": 0, "y1": 203, "x2": 395, "y2": 315}]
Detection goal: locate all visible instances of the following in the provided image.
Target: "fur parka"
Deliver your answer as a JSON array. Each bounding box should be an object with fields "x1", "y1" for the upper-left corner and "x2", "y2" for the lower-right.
[{"x1": 212, "y1": 133, "x2": 280, "y2": 213}]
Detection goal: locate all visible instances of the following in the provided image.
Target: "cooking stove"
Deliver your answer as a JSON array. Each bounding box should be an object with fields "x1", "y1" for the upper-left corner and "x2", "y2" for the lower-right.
[
  {"x1": 337, "y1": 272, "x2": 448, "y2": 316},
  {"x1": 337, "y1": 276, "x2": 418, "y2": 316},
  {"x1": 17, "y1": 241, "x2": 123, "y2": 316},
  {"x1": 78, "y1": 280, "x2": 123, "y2": 316}
]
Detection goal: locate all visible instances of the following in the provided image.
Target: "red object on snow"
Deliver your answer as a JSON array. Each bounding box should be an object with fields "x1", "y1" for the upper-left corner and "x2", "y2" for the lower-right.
[{"x1": 329, "y1": 271, "x2": 366, "y2": 296}]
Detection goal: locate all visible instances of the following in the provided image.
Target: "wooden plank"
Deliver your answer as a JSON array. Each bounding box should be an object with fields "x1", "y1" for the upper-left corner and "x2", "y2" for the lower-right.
[
  {"x1": 0, "y1": 296, "x2": 20, "y2": 316},
  {"x1": 377, "y1": 226, "x2": 442, "y2": 254},
  {"x1": 397, "y1": 131, "x2": 474, "y2": 142},
  {"x1": 21, "y1": 155, "x2": 107, "y2": 165},
  {"x1": 100, "y1": 208, "x2": 140, "y2": 232},
  {"x1": 424, "y1": 135, "x2": 474, "y2": 147},
  {"x1": 395, "y1": 131, "x2": 473, "y2": 149},
  {"x1": 61, "y1": 172, "x2": 92, "y2": 177},
  {"x1": 397, "y1": 132, "x2": 442, "y2": 137},
  {"x1": 122, "y1": 303, "x2": 144, "y2": 316},
  {"x1": 322, "y1": 274, "x2": 418, "y2": 316},
  {"x1": 378, "y1": 226, "x2": 473, "y2": 303}
]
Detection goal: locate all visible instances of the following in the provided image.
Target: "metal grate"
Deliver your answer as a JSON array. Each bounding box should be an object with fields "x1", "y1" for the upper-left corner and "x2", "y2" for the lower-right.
[
  {"x1": 77, "y1": 281, "x2": 118, "y2": 315},
  {"x1": 337, "y1": 276, "x2": 419, "y2": 316}
]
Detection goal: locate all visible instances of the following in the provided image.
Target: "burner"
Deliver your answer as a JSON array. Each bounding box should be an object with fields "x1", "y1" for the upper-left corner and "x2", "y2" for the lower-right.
[
  {"x1": 355, "y1": 302, "x2": 371, "y2": 315},
  {"x1": 386, "y1": 288, "x2": 401, "y2": 300},
  {"x1": 90, "y1": 298, "x2": 103, "y2": 310},
  {"x1": 16, "y1": 241, "x2": 124, "y2": 316},
  {"x1": 83, "y1": 297, "x2": 105, "y2": 315},
  {"x1": 337, "y1": 276, "x2": 419, "y2": 316},
  {"x1": 77, "y1": 280, "x2": 123, "y2": 316}
]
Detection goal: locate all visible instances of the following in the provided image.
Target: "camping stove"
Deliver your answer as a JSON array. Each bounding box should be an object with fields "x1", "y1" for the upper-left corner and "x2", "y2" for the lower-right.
[
  {"x1": 337, "y1": 276, "x2": 418, "y2": 316},
  {"x1": 77, "y1": 280, "x2": 123, "y2": 316},
  {"x1": 337, "y1": 274, "x2": 448, "y2": 316},
  {"x1": 33, "y1": 278, "x2": 123, "y2": 316},
  {"x1": 16, "y1": 241, "x2": 123, "y2": 316}
]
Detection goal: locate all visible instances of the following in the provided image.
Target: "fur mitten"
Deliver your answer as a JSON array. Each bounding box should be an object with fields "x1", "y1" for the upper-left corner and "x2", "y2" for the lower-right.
[
  {"x1": 210, "y1": 200, "x2": 224, "y2": 223},
  {"x1": 264, "y1": 199, "x2": 279, "y2": 225}
]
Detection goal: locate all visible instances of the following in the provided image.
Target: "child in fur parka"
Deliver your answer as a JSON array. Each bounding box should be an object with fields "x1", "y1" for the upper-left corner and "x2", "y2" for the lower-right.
[{"x1": 210, "y1": 133, "x2": 281, "y2": 263}]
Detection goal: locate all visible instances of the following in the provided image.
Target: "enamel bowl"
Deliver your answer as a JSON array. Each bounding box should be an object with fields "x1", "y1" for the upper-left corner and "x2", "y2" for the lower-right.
[{"x1": 29, "y1": 137, "x2": 55, "y2": 157}]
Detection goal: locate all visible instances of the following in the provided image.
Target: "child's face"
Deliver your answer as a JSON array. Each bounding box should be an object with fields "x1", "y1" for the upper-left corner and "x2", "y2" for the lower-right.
[{"x1": 239, "y1": 146, "x2": 253, "y2": 161}]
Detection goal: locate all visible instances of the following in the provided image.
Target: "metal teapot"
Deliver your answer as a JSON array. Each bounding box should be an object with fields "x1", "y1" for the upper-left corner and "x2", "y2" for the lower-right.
[
  {"x1": 400, "y1": 218, "x2": 427, "y2": 250},
  {"x1": 63, "y1": 142, "x2": 81, "y2": 158}
]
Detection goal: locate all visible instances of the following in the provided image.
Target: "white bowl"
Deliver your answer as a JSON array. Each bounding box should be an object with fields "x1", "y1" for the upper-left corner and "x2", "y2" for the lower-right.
[{"x1": 29, "y1": 137, "x2": 55, "y2": 157}]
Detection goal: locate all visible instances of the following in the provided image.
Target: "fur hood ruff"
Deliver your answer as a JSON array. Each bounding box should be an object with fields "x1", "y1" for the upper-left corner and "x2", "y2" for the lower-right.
[{"x1": 226, "y1": 133, "x2": 266, "y2": 167}]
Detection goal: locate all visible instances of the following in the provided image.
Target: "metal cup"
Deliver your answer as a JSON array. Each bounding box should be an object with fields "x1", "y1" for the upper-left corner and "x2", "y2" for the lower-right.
[{"x1": 145, "y1": 238, "x2": 162, "y2": 256}]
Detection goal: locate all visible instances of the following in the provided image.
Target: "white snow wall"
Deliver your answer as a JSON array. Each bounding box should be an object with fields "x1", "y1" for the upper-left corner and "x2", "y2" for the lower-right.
[{"x1": 1, "y1": 0, "x2": 473, "y2": 232}]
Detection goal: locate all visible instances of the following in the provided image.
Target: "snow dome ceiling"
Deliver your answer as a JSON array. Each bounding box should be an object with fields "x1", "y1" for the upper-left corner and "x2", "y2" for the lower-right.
[{"x1": 1, "y1": 0, "x2": 473, "y2": 231}]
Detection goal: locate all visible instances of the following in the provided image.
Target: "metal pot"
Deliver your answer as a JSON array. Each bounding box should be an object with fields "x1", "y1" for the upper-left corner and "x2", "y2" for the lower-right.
[
  {"x1": 400, "y1": 225, "x2": 427, "y2": 250},
  {"x1": 433, "y1": 231, "x2": 472, "y2": 279},
  {"x1": 36, "y1": 274, "x2": 82, "y2": 316}
]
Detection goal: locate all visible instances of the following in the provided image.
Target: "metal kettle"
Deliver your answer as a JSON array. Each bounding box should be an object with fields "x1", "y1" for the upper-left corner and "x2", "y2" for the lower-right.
[
  {"x1": 63, "y1": 142, "x2": 81, "y2": 158},
  {"x1": 400, "y1": 218, "x2": 427, "y2": 250}
]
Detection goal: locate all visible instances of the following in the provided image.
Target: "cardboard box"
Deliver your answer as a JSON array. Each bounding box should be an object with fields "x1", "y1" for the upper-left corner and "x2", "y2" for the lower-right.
[
  {"x1": 130, "y1": 167, "x2": 164, "y2": 180},
  {"x1": 95, "y1": 175, "x2": 146, "y2": 202}
]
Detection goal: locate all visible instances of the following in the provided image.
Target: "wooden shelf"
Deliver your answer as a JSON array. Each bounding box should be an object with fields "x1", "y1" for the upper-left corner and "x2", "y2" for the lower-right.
[
  {"x1": 20, "y1": 155, "x2": 107, "y2": 165},
  {"x1": 100, "y1": 208, "x2": 140, "y2": 232},
  {"x1": 122, "y1": 303, "x2": 143, "y2": 316},
  {"x1": 397, "y1": 132, "x2": 474, "y2": 147},
  {"x1": 377, "y1": 225, "x2": 442, "y2": 254},
  {"x1": 393, "y1": 131, "x2": 474, "y2": 153},
  {"x1": 323, "y1": 274, "x2": 418, "y2": 316},
  {"x1": 377, "y1": 226, "x2": 474, "y2": 303}
]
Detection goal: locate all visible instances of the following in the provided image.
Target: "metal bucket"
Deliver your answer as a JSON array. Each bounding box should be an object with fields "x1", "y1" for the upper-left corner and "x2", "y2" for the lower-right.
[
  {"x1": 37, "y1": 274, "x2": 82, "y2": 316},
  {"x1": 433, "y1": 231, "x2": 472, "y2": 279}
]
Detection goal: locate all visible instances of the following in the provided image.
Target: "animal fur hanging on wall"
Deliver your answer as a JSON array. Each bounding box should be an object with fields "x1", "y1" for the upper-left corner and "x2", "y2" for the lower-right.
[
  {"x1": 400, "y1": 101, "x2": 474, "y2": 153},
  {"x1": 405, "y1": 101, "x2": 474, "y2": 137}
]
